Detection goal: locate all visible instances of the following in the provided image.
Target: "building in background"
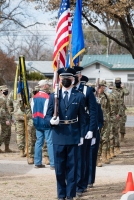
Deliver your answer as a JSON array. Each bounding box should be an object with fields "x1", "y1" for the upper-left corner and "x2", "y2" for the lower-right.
[
  {"x1": 15, "y1": 61, "x2": 53, "y2": 79},
  {"x1": 15, "y1": 55, "x2": 134, "y2": 83},
  {"x1": 81, "y1": 55, "x2": 134, "y2": 83}
]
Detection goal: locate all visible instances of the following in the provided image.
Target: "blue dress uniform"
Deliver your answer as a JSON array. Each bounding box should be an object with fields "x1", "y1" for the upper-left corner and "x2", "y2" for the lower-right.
[
  {"x1": 88, "y1": 102, "x2": 104, "y2": 186},
  {"x1": 45, "y1": 68, "x2": 86, "y2": 200},
  {"x1": 73, "y1": 71, "x2": 97, "y2": 195}
]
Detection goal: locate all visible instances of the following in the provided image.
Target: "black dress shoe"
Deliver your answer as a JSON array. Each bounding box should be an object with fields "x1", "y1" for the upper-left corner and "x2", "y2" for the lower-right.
[
  {"x1": 58, "y1": 198, "x2": 65, "y2": 200},
  {"x1": 88, "y1": 183, "x2": 93, "y2": 188},
  {"x1": 83, "y1": 188, "x2": 87, "y2": 192},
  {"x1": 66, "y1": 197, "x2": 73, "y2": 200},
  {"x1": 76, "y1": 191, "x2": 82, "y2": 197},
  {"x1": 34, "y1": 164, "x2": 45, "y2": 168}
]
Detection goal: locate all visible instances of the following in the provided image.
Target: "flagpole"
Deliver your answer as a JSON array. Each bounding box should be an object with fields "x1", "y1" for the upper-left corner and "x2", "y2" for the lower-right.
[{"x1": 69, "y1": 35, "x2": 73, "y2": 68}]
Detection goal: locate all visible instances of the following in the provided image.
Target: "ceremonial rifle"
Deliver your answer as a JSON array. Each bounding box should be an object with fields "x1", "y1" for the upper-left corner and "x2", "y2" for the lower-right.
[
  {"x1": 53, "y1": 53, "x2": 60, "y2": 118},
  {"x1": 96, "y1": 78, "x2": 100, "y2": 97},
  {"x1": 96, "y1": 70, "x2": 100, "y2": 98}
]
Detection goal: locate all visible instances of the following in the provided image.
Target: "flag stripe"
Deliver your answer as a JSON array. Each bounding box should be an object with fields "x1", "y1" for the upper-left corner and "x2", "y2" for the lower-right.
[
  {"x1": 56, "y1": 11, "x2": 69, "y2": 32},
  {"x1": 54, "y1": 26, "x2": 69, "y2": 50},
  {"x1": 54, "y1": 35, "x2": 69, "y2": 58},
  {"x1": 53, "y1": 0, "x2": 71, "y2": 71}
]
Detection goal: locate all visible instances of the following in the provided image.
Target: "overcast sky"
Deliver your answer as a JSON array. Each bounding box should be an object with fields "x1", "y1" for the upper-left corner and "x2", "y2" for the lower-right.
[
  {"x1": 1, "y1": 0, "x2": 105, "y2": 52},
  {"x1": 0, "y1": 0, "x2": 56, "y2": 49}
]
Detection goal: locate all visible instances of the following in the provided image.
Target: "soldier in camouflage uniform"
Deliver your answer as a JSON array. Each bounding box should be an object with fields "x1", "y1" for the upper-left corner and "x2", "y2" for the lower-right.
[
  {"x1": 26, "y1": 105, "x2": 36, "y2": 164},
  {"x1": 0, "y1": 85, "x2": 12, "y2": 153},
  {"x1": 7, "y1": 89, "x2": 36, "y2": 164},
  {"x1": 106, "y1": 82, "x2": 122, "y2": 158},
  {"x1": 114, "y1": 77, "x2": 129, "y2": 142},
  {"x1": 97, "y1": 80, "x2": 110, "y2": 167}
]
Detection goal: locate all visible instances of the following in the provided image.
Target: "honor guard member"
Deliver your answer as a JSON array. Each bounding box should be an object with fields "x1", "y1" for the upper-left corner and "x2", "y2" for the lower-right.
[
  {"x1": 45, "y1": 68, "x2": 86, "y2": 200},
  {"x1": 73, "y1": 68, "x2": 97, "y2": 197},
  {"x1": 0, "y1": 85, "x2": 12, "y2": 153},
  {"x1": 88, "y1": 83, "x2": 104, "y2": 188},
  {"x1": 80, "y1": 75, "x2": 89, "y2": 85},
  {"x1": 114, "y1": 77, "x2": 129, "y2": 142}
]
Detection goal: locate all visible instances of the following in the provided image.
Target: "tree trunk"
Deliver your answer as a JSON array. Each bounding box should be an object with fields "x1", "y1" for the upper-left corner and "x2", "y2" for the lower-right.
[{"x1": 119, "y1": 17, "x2": 134, "y2": 58}]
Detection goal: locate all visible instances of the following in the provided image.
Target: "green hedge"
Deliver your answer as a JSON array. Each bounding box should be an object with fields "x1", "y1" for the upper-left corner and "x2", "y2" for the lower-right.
[{"x1": 27, "y1": 72, "x2": 45, "y2": 80}]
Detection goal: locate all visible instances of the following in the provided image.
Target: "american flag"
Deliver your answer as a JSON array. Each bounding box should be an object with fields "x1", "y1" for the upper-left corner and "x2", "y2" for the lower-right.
[{"x1": 53, "y1": 0, "x2": 71, "y2": 70}]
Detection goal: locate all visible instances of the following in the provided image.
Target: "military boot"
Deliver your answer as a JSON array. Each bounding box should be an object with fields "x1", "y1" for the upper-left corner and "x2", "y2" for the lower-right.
[
  {"x1": 28, "y1": 158, "x2": 34, "y2": 165},
  {"x1": 0, "y1": 149, "x2": 4, "y2": 153},
  {"x1": 96, "y1": 156, "x2": 102, "y2": 167},
  {"x1": 107, "y1": 150, "x2": 111, "y2": 159},
  {"x1": 5, "y1": 144, "x2": 13, "y2": 153},
  {"x1": 110, "y1": 147, "x2": 116, "y2": 158},
  {"x1": 44, "y1": 156, "x2": 50, "y2": 165},
  {"x1": 102, "y1": 151, "x2": 110, "y2": 164},
  {"x1": 20, "y1": 150, "x2": 26, "y2": 157},
  {"x1": 114, "y1": 147, "x2": 121, "y2": 155},
  {"x1": 121, "y1": 134, "x2": 124, "y2": 142}
]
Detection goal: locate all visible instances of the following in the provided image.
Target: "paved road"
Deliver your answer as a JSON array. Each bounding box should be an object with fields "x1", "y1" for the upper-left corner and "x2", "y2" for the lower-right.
[{"x1": 126, "y1": 115, "x2": 134, "y2": 127}]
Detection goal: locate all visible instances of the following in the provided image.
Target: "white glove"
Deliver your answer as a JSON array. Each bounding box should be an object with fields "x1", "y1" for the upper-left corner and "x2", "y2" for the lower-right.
[
  {"x1": 78, "y1": 137, "x2": 84, "y2": 146},
  {"x1": 85, "y1": 131, "x2": 93, "y2": 139},
  {"x1": 91, "y1": 138, "x2": 96, "y2": 146},
  {"x1": 50, "y1": 116, "x2": 59, "y2": 125}
]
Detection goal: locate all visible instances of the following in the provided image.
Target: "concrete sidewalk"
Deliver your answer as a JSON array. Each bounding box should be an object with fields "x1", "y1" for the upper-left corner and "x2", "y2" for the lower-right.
[{"x1": 0, "y1": 160, "x2": 134, "y2": 185}]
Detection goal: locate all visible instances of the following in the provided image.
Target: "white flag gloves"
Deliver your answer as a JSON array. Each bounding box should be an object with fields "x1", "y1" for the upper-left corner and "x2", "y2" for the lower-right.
[
  {"x1": 91, "y1": 138, "x2": 96, "y2": 146},
  {"x1": 78, "y1": 137, "x2": 84, "y2": 146},
  {"x1": 85, "y1": 131, "x2": 93, "y2": 139},
  {"x1": 50, "y1": 116, "x2": 59, "y2": 125}
]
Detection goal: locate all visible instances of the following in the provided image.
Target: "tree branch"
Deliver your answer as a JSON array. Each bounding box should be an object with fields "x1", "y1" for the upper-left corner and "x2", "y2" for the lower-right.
[{"x1": 82, "y1": 12, "x2": 129, "y2": 51}]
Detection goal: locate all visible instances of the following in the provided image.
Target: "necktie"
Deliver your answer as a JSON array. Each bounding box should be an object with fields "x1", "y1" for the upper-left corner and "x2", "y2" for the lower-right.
[{"x1": 64, "y1": 91, "x2": 68, "y2": 107}]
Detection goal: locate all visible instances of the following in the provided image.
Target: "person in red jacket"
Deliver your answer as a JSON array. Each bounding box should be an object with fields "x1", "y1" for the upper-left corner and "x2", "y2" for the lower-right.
[{"x1": 31, "y1": 79, "x2": 54, "y2": 169}]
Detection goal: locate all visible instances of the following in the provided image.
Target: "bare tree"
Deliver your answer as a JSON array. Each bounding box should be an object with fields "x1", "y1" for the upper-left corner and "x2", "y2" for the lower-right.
[
  {"x1": 15, "y1": 31, "x2": 53, "y2": 60},
  {"x1": 0, "y1": 50, "x2": 16, "y2": 84},
  {"x1": 0, "y1": 0, "x2": 45, "y2": 31},
  {"x1": 31, "y1": 0, "x2": 134, "y2": 58},
  {"x1": 1, "y1": 32, "x2": 20, "y2": 57}
]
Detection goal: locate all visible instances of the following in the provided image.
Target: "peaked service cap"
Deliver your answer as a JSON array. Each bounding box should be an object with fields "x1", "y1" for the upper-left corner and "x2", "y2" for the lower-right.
[
  {"x1": 80, "y1": 75, "x2": 89, "y2": 83},
  {"x1": 73, "y1": 66, "x2": 83, "y2": 74},
  {"x1": 58, "y1": 67, "x2": 76, "y2": 76}
]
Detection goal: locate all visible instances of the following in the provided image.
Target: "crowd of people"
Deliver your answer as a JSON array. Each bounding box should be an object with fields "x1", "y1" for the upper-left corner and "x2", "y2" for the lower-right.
[{"x1": 0, "y1": 66, "x2": 129, "y2": 200}]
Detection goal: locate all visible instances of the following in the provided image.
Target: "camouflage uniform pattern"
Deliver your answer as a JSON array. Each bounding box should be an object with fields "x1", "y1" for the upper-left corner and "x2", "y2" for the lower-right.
[
  {"x1": 113, "y1": 86, "x2": 129, "y2": 136},
  {"x1": 7, "y1": 90, "x2": 36, "y2": 157},
  {"x1": 106, "y1": 91, "x2": 122, "y2": 149},
  {"x1": 26, "y1": 107, "x2": 36, "y2": 158},
  {"x1": 98, "y1": 92, "x2": 110, "y2": 155},
  {"x1": 43, "y1": 141, "x2": 49, "y2": 158},
  {"x1": 13, "y1": 97, "x2": 25, "y2": 151},
  {"x1": 0, "y1": 93, "x2": 11, "y2": 147}
]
